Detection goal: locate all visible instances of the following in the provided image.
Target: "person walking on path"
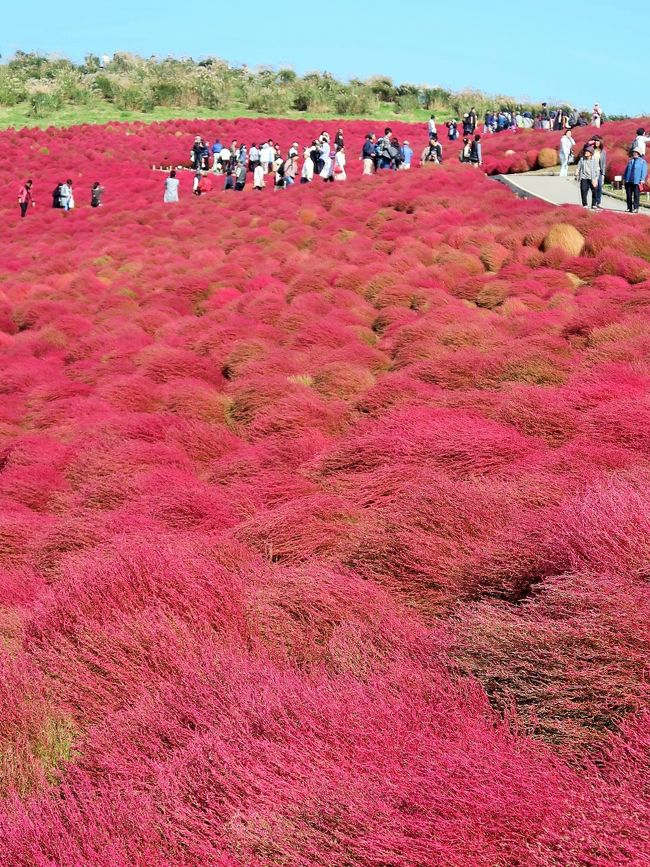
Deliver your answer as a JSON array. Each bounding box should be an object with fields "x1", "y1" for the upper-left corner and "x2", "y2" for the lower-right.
[
  {"x1": 18, "y1": 180, "x2": 34, "y2": 218},
  {"x1": 576, "y1": 146, "x2": 600, "y2": 208},
  {"x1": 91, "y1": 182, "x2": 105, "y2": 207},
  {"x1": 559, "y1": 129, "x2": 575, "y2": 177},
  {"x1": 592, "y1": 137, "x2": 607, "y2": 209},
  {"x1": 163, "y1": 170, "x2": 180, "y2": 203},
  {"x1": 623, "y1": 149, "x2": 648, "y2": 213}
]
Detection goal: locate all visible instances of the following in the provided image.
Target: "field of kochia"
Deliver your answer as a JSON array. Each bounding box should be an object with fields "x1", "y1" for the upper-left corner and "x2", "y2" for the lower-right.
[{"x1": 0, "y1": 116, "x2": 649, "y2": 865}]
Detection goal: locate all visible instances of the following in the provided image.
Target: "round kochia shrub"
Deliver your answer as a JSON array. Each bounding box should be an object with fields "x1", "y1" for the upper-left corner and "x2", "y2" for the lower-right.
[
  {"x1": 537, "y1": 147, "x2": 558, "y2": 168},
  {"x1": 541, "y1": 223, "x2": 585, "y2": 257}
]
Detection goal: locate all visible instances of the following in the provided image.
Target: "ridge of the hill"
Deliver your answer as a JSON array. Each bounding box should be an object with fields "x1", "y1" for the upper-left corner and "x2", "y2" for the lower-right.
[{"x1": 0, "y1": 50, "x2": 587, "y2": 130}]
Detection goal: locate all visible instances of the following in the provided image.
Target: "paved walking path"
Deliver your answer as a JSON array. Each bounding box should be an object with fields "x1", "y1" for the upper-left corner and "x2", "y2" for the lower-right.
[{"x1": 496, "y1": 173, "x2": 650, "y2": 215}]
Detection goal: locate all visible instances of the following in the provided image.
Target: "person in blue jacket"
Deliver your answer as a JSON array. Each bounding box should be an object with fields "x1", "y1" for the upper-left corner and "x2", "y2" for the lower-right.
[
  {"x1": 211, "y1": 138, "x2": 223, "y2": 172},
  {"x1": 401, "y1": 140, "x2": 413, "y2": 170},
  {"x1": 623, "y1": 149, "x2": 648, "y2": 213}
]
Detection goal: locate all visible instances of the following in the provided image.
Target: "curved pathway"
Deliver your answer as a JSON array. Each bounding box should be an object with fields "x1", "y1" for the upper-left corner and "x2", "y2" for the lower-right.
[{"x1": 496, "y1": 173, "x2": 649, "y2": 215}]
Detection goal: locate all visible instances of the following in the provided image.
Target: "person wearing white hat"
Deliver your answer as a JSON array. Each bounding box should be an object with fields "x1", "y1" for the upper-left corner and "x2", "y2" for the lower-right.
[{"x1": 401, "y1": 140, "x2": 413, "y2": 169}]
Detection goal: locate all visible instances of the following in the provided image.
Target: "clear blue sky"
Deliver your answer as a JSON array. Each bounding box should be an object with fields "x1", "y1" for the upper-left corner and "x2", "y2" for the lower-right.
[{"x1": 2, "y1": 0, "x2": 647, "y2": 117}]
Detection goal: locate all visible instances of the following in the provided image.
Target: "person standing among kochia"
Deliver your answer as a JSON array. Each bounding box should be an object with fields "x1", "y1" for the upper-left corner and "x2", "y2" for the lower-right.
[
  {"x1": 333, "y1": 145, "x2": 346, "y2": 181},
  {"x1": 361, "y1": 133, "x2": 376, "y2": 175},
  {"x1": 59, "y1": 179, "x2": 74, "y2": 213},
  {"x1": 18, "y1": 179, "x2": 35, "y2": 218},
  {"x1": 163, "y1": 170, "x2": 180, "y2": 203}
]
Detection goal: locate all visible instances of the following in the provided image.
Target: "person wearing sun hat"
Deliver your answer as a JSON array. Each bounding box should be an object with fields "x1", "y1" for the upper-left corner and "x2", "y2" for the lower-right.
[
  {"x1": 576, "y1": 145, "x2": 600, "y2": 208},
  {"x1": 623, "y1": 148, "x2": 648, "y2": 213}
]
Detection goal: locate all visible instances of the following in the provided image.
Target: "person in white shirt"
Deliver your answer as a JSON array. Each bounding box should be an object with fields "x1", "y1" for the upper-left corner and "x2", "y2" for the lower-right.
[
  {"x1": 591, "y1": 103, "x2": 602, "y2": 127},
  {"x1": 259, "y1": 141, "x2": 271, "y2": 173},
  {"x1": 630, "y1": 128, "x2": 650, "y2": 156},
  {"x1": 333, "y1": 145, "x2": 346, "y2": 181},
  {"x1": 60, "y1": 179, "x2": 74, "y2": 212},
  {"x1": 218, "y1": 146, "x2": 231, "y2": 173},
  {"x1": 559, "y1": 129, "x2": 576, "y2": 177},
  {"x1": 301, "y1": 148, "x2": 314, "y2": 183},
  {"x1": 428, "y1": 115, "x2": 437, "y2": 137}
]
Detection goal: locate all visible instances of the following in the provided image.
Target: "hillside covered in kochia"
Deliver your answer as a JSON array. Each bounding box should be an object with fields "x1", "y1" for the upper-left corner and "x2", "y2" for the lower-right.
[
  {"x1": 0, "y1": 119, "x2": 649, "y2": 864},
  {"x1": 0, "y1": 50, "x2": 571, "y2": 122}
]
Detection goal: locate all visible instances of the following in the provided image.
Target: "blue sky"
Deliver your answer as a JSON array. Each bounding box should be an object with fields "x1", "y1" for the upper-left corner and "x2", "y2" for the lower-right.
[{"x1": 2, "y1": 0, "x2": 647, "y2": 116}]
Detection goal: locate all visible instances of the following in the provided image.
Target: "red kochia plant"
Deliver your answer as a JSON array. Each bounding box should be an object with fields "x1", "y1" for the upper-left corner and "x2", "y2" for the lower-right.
[
  {"x1": 1, "y1": 118, "x2": 650, "y2": 864},
  {"x1": 452, "y1": 569, "x2": 650, "y2": 755}
]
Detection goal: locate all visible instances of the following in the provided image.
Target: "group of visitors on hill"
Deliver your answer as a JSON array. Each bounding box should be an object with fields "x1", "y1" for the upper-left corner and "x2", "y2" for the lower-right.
[
  {"x1": 17, "y1": 179, "x2": 104, "y2": 217},
  {"x1": 559, "y1": 126, "x2": 648, "y2": 213},
  {"x1": 17, "y1": 110, "x2": 647, "y2": 218},
  {"x1": 183, "y1": 130, "x2": 348, "y2": 195},
  {"x1": 473, "y1": 102, "x2": 604, "y2": 133}
]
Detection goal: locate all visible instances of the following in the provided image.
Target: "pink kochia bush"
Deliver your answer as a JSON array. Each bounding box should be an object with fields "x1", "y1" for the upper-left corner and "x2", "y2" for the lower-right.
[{"x1": 0, "y1": 118, "x2": 649, "y2": 865}]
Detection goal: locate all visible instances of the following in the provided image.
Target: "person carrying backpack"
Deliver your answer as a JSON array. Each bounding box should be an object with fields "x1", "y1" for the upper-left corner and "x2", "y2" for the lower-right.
[
  {"x1": 387, "y1": 137, "x2": 402, "y2": 169},
  {"x1": 376, "y1": 128, "x2": 394, "y2": 169},
  {"x1": 459, "y1": 137, "x2": 472, "y2": 163}
]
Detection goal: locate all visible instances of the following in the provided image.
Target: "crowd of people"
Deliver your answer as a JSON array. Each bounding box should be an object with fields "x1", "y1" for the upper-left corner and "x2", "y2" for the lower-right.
[
  {"x1": 16, "y1": 111, "x2": 649, "y2": 217},
  {"x1": 558, "y1": 126, "x2": 649, "y2": 213},
  {"x1": 184, "y1": 130, "x2": 347, "y2": 195},
  {"x1": 450, "y1": 102, "x2": 604, "y2": 134}
]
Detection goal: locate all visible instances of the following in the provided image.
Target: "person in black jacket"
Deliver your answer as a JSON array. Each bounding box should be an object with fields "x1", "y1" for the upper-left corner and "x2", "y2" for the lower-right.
[
  {"x1": 52, "y1": 182, "x2": 63, "y2": 208},
  {"x1": 361, "y1": 133, "x2": 377, "y2": 174}
]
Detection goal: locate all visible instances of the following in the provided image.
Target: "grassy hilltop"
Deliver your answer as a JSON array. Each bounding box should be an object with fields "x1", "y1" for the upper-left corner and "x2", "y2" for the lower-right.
[{"x1": 0, "y1": 51, "x2": 563, "y2": 129}]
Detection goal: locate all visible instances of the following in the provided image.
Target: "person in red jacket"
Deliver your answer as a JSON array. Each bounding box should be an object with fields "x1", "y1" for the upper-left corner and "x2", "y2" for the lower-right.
[{"x1": 18, "y1": 179, "x2": 34, "y2": 218}]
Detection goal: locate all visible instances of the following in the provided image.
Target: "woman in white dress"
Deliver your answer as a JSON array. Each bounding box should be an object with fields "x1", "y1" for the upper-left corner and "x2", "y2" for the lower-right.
[
  {"x1": 333, "y1": 145, "x2": 346, "y2": 181},
  {"x1": 320, "y1": 144, "x2": 333, "y2": 182}
]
